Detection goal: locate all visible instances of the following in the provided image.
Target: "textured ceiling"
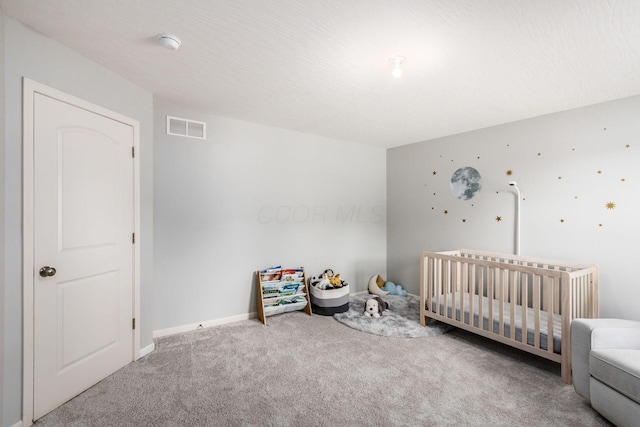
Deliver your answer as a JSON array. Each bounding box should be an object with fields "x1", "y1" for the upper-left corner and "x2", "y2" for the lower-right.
[{"x1": 2, "y1": 0, "x2": 639, "y2": 148}]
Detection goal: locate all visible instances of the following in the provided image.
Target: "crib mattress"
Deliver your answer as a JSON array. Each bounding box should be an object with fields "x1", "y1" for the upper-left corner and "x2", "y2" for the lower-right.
[{"x1": 431, "y1": 292, "x2": 562, "y2": 354}]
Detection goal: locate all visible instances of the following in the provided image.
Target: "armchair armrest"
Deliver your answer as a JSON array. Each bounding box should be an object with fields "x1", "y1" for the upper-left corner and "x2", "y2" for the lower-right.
[
  {"x1": 571, "y1": 318, "x2": 640, "y2": 401},
  {"x1": 591, "y1": 326, "x2": 640, "y2": 350}
]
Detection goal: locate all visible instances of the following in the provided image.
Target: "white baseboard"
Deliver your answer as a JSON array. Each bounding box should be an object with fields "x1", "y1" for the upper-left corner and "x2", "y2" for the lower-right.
[
  {"x1": 12, "y1": 420, "x2": 24, "y2": 427},
  {"x1": 139, "y1": 342, "x2": 155, "y2": 357},
  {"x1": 153, "y1": 312, "x2": 257, "y2": 339}
]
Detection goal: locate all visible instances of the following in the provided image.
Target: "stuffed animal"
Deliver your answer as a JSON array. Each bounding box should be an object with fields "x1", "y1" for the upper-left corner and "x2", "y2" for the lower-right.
[
  {"x1": 364, "y1": 297, "x2": 389, "y2": 317},
  {"x1": 312, "y1": 269, "x2": 348, "y2": 289},
  {"x1": 309, "y1": 274, "x2": 329, "y2": 290},
  {"x1": 368, "y1": 274, "x2": 390, "y2": 296},
  {"x1": 382, "y1": 281, "x2": 407, "y2": 296},
  {"x1": 328, "y1": 273, "x2": 343, "y2": 288}
]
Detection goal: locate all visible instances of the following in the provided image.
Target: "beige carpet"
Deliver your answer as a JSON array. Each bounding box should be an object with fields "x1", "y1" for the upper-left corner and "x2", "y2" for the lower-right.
[{"x1": 35, "y1": 312, "x2": 612, "y2": 426}]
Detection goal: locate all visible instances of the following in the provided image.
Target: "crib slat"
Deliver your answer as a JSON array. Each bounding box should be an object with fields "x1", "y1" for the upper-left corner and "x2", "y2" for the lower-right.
[
  {"x1": 420, "y1": 253, "x2": 427, "y2": 326},
  {"x1": 546, "y1": 276, "x2": 554, "y2": 354},
  {"x1": 521, "y1": 273, "x2": 528, "y2": 345},
  {"x1": 460, "y1": 262, "x2": 466, "y2": 324},
  {"x1": 445, "y1": 260, "x2": 451, "y2": 319},
  {"x1": 436, "y1": 258, "x2": 441, "y2": 316},
  {"x1": 553, "y1": 266, "x2": 560, "y2": 314},
  {"x1": 560, "y1": 274, "x2": 572, "y2": 383},
  {"x1": 533, "y1": 275, "x2": 541, "y2": 349},
  {"x1": 509, "y1": 270, "x2": 516, "y2": 340},
  {"x1": 469, "y1": 263, "x2": 476, "y2": 328},
  {"x1": 478, "y1": 265, "x2": 484, "y2": 330},
  {"x1": 452, "y1": 260, "x2": 457, "y2": 321},
  {"x1": 498, "y1": 268, "x2": 505, "y2": 337},
  {"x1": 488, "y1": 267, "x2": 494, "y2": 334}
]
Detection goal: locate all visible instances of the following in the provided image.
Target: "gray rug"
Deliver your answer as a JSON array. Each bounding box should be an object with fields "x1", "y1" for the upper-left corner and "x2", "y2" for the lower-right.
[{"x1": 333, "y1": 294, "x2": 452, "y2": 338}]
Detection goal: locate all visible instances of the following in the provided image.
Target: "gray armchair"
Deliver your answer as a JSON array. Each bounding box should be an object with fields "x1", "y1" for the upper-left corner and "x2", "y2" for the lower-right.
[{"x1": 571, "y1": 318, "x2": 640, "y2": 427}]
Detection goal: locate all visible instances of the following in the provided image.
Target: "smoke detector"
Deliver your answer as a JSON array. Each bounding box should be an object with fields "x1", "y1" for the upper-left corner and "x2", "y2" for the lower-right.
[{"x1": 157, "y1": 33, "x2": 181, "y2": 50}]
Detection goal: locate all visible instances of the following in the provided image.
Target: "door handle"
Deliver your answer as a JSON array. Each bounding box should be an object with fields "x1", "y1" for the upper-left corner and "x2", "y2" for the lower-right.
[{"x1": 39, "y1": 266, "x2": 57, "y2": 277}]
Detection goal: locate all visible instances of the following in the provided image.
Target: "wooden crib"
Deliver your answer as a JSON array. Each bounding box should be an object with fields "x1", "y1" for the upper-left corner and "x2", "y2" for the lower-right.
[{"x1": 420, "y1": 249, "x2": 599, "y2": 384}]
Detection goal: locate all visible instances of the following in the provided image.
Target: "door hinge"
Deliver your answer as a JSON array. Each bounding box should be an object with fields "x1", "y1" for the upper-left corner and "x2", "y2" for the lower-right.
[
  {"x1": 132, "y1": 146, "x2": 135, "y2": 158},
  {"x1": 132, "y1": 318, "x2": 136, "y2": 330},
  {"x1": 132, "y1": 233, "x2": 135, "y2": 244}
]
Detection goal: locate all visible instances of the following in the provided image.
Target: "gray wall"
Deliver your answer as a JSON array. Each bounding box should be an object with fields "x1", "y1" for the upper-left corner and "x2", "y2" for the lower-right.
[
  {"x1": 154, "y1": 99, "x2": 387, "y2": 331},
  {"x1": 387, "y1": 95, "x2": 640, "y2": 321},
  {"x1": 2, "y1": 16, "x2": 154, "y2": 426},
  {"x1": 0, "y1": 10, "x2": 5, "y2": 424}
]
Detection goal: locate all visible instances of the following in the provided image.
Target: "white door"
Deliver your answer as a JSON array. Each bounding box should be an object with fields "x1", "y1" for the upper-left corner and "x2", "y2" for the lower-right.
[{"x1": 32, "y1": 92, "x2": 135, "y2": 419}]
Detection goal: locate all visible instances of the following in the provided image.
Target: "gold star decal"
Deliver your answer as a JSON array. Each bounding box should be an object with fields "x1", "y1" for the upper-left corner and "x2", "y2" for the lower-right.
[
  {"x1": 605, "y1": 201, "x2": 616, "y2": 210},
  {"x1": 496, "y1": 216, "x2": 502, "y2": 222},
  {"x1": 432, "y1": 171, "x2": 437, "y2": 175},
  {"x1": 444, "y1": 210, "x2": 449, "y2": 214},
  {"x1": 506, "y1": 170, "x2": 513, "y2": 176},
  {"x1": 597, "y1": 170, "x2": 602, "y2": 174},
  {"x1": 462, "y1": 219, "x2": 466, "y2": 223},
  {"x1": 599, "y1": 223, "x2": 603, "y2": 227},
  {"x1": 621, "y1": 178, "x2": 626, "y2": 182},
  {"x1": 537, "y1": 152, "x2": 541, "y2": 156},
  {"x1": 626, "y1": 144, "x2": 630, "y2": 148},
  {"x1": 558, "y1": 176, "x2": 562, "y2": 180},
  {"x1": 560, "y1": 219, "x2": 565, "y2": 223}
]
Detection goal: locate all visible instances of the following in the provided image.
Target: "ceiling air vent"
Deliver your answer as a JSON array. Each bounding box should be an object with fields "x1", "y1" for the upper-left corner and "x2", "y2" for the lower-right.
[{"x1": 166, "y1": 116, "x2": 206, "y2": 140}]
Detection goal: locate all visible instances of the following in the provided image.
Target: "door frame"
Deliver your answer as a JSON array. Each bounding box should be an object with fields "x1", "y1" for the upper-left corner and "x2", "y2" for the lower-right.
[{"x1": 22, "y1": 78, "x2": 141, "y2": 425}]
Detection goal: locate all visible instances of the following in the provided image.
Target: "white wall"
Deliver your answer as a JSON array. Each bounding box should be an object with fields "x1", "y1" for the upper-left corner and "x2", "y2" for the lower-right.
[
  {"x1": 154, "y1": 99, "x2": 386, "y2": 331},
  {"x1": 387, "y1": 95, "x2": 640, "y2": 321},
  {"x1": 2, "y1": 16, "x2": 154, "y2": 426}
]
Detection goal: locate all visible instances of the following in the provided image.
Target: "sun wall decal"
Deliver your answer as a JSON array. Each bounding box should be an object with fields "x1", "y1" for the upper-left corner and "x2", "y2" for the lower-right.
[
  {"x1": 495, "y1": 216, "x2": 502, "y2": 222},
  {"x1": 605, "y1": 201, "x2": 616, "y2": 210}
]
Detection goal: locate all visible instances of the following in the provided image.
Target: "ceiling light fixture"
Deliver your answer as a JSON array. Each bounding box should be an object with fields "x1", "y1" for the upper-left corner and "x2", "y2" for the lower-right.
[
  {"x1": 389, "y1": 55, "x2": 405, "y2": 78},
  {"x1": 157, "y1": 33, "x2": 181, "y2": 50}
]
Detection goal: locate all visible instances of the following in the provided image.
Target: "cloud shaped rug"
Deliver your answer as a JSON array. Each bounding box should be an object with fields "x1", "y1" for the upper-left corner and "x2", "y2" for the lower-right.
[{"x1": 333, "y1": 294, "x2": 452, "y2": 338}]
